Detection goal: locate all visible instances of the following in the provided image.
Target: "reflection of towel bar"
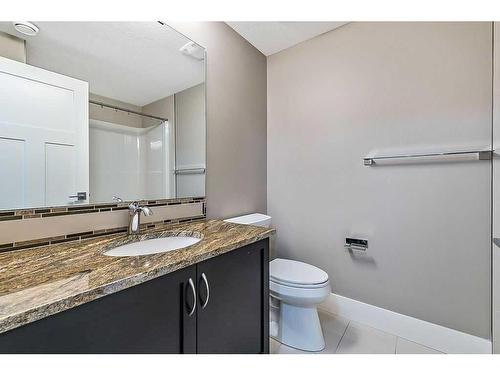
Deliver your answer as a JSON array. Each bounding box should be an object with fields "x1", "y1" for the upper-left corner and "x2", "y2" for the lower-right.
[
  {"x1": 363, "y1": 150, "x2": 492, "y2": 166},
  {"x1": 174, "y1": 168, "x2": 206, "y2": 175}
]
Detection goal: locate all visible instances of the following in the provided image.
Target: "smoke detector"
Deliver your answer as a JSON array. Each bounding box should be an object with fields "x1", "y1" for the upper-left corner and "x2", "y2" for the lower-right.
[
  {"x1": 13, "y1": 21, "x2": 39, "y2": 36},
  {"x1": 179, "y1": 41, "x2": 205, "y2": 61}
]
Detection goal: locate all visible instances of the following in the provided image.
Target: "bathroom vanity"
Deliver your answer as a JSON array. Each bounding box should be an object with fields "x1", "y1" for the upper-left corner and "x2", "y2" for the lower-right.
[
  {"x1": 0, "y1": 21, "x2": 275, "y2": 354},
  {"x1": 0, "y1": 220, "x2": 273, "y2": 353}
]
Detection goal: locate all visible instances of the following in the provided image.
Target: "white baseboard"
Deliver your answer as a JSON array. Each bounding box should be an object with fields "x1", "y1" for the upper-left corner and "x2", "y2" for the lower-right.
[{"x1": 319, "y1": 293, "x2": 492, "y2": 354}]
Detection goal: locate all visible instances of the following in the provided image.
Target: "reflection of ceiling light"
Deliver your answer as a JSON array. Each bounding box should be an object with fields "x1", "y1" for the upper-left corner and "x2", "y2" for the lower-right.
[
  {"x1": 13, "y1": 21, "x2": 39, "y2": 36},
  {"x1": 179, "y1": 41, "x2": 205, "y2": 61}
]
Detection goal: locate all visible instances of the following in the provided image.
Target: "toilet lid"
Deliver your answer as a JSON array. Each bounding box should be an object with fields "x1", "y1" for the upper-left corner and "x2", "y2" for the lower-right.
[{"x1": 270, "y1": 258, "x2": 329, "y2": 286}]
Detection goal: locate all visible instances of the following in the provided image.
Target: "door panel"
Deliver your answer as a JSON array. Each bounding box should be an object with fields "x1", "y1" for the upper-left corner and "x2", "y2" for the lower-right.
[
  {"x1": 45, "y1": 142, "x2": 76, "y2": 206},
  {"x1": 0, "y1": 56, "x2": 88, "y2": 209},
  {"x1": 0, "y1": 68, "x2": 75, "y2": 131},
  {"x1": 196, "y1": 240, "x2": 269, "y2": 354},
  {"x1": 0, "y1": 137, "x2": 25, "y2": 208}
]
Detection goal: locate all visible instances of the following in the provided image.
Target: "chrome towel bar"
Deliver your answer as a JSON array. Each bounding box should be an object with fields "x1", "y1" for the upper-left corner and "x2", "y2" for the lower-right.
[
  {"x1": 363, "y1": 150, "x2": 492, "y2": 166},
  {"x1": 174, "y1": 168, "x2": 206, "y2": 175}
]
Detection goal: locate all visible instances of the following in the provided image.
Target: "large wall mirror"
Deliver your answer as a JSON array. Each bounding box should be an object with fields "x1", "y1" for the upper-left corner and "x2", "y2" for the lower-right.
[{"x1": 0, "y1": 22, "x2": 206, "y2": 210}]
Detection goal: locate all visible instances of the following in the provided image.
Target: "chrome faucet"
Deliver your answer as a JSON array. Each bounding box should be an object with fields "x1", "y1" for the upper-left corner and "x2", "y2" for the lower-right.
[
  {"x1": 112, "y1": 196, "x2": 153, "y2": 235},
  {"x1": 128, "y1": 202, "x2": 153, "y2": 235}
]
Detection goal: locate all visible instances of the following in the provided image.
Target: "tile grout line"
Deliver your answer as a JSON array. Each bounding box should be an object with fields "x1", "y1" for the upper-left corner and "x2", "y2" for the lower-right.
[
  {"x1": 273, "y1": 313, "x2": 443, "y2": 354},
  {"x1": 395, "y1": 336, "x2": 444, "y2": 354},
  {"x1": 335, "y1": 320, "x2": 351, "y2": 353},
  {"x1": 270, "y1": 337, "x2": 281, "y2": 354}
]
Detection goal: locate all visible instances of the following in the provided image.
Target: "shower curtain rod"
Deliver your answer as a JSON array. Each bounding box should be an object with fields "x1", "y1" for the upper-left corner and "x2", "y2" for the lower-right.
[{"x1": 89, "y1": 100, "x2": 168, "y2": 122}]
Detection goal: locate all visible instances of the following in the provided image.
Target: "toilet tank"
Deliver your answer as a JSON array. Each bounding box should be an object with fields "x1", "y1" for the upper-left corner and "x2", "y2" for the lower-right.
[{"x1": 224, "y1": 213, "x2": 272, "y2": 228}]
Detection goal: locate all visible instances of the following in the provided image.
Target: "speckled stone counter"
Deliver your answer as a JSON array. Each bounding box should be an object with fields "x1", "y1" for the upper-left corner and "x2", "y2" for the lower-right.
[{"x1": 0, "y1": 220, "x2": 275, "y2": 334}]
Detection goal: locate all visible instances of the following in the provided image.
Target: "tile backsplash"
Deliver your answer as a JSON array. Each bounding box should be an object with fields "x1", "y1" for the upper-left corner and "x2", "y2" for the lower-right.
[{"x1": 0, "y1": 197, "x2": 206, "y2": 253}]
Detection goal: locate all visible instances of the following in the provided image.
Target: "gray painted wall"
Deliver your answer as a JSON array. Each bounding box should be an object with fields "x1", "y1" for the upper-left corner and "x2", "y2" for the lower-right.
[
  {"x1": 0, "y1": 31, "x2": 25, "y2": 62},
  {"x1": 267, "y1": 22, "x2": 492, "y2": 338},
  {"x1": 168, "y1": 22, "x2": 267, "y2": 219},
  {"x1": 89, "y1": 93, "x2": 144, "y2": 128},
  {"x1": 175, "y1": 83, "x2": 206, "y2": 197}
]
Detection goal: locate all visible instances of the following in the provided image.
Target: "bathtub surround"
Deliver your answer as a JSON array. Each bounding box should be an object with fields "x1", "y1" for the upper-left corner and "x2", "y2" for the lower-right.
[
  {"x1": 167, "y1": 22, "x2": 267, "y2": 219},
  {"x1": 267, "y1": 22, "x2": 492, "y2": 339},
  {"x1": 0, "y1": 219, "x2": 274, "y2": 334},
  {"x1": 0, "y1": 198, "x2": 206, "y2": 252},
  {"x1": 89, "y1": 119, "x2": 173, "y2": 202}
]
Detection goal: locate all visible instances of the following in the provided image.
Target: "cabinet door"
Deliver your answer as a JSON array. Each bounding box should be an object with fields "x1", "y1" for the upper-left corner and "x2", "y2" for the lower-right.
[
  {"x1": 0, "y1": 265, "x2": 197, "y2": 354},
  {"x1": 196, "y1": 239, "x2": 269, "y2": 354}
]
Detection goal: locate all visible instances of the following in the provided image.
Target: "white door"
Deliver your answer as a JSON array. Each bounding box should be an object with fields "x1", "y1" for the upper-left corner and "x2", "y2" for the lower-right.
[{"x1": 0, "y1": 56, "x2": 88, "y2": 209}]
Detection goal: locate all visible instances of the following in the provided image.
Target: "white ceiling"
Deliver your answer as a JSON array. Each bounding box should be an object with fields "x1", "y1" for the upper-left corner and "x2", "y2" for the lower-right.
[
  {"x1": 0, "y1": 22, "x2": 205, "y2": 106},
  {"x1": 226, "y1": 22, "x2": 349, "y2": 56}
]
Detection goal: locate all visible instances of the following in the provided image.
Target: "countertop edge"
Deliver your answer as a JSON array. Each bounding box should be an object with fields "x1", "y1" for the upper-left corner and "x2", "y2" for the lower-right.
[{"x1": 0, "y1": 228, "x2": 274, "y2": 334}]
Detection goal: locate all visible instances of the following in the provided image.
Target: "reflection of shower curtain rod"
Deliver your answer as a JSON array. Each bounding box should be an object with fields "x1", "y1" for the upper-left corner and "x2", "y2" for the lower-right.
[{"x1": 89, "y1": 100, "x2": 168, "y2": 122}]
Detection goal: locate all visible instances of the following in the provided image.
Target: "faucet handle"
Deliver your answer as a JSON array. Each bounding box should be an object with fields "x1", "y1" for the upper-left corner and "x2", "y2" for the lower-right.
[{"x1": 141, "y1": 206, "x2": 153, "y2": 216}]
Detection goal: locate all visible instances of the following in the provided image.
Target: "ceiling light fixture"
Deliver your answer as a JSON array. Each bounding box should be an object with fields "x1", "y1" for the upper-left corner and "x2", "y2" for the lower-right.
[
  {"x1": 179, "y1": 41, "x2": 205, "y2": 61},
  {"x1": 13, "y1": 21, "x2": 39, "y2": 36}
]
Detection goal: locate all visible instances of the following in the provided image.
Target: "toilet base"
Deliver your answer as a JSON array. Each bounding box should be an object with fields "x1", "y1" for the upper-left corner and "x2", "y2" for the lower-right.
[{"x1": 274, "y1": 302, "x2": 325, "y2": 352}]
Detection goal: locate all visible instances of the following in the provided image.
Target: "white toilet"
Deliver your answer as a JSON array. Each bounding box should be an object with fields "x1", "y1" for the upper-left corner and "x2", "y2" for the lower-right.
[
  {"x1": 270, "y1": 258, "x2": 330, "y2": 351},
  {"x1": 225, "y1": 213, "x2": 331, "y2": 352}
]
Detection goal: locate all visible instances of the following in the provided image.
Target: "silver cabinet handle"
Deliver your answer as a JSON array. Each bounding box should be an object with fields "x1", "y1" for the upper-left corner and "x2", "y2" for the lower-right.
[
  {"x1": 201, "y1": 273, "x2": 210, "y2": 309},
  {"x1": 187, "y1": 278, "x2": 196, "y2": 316}
]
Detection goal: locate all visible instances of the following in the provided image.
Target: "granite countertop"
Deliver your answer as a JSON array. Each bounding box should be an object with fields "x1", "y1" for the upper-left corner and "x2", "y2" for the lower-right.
[{"x1": 0, "y1": 219, "x2": 275, "y2": 334}]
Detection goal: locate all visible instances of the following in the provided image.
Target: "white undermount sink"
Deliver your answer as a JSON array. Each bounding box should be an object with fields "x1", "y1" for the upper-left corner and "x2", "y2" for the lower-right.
[{"x1": 104, "y1": 236, "x2": 202, "y2": 257}]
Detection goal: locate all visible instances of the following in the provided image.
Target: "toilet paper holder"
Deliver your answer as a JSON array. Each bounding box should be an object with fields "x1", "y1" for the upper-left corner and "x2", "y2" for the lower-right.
[{"x1": 344, "y1": 238, "x2": 368, "y2": 252}]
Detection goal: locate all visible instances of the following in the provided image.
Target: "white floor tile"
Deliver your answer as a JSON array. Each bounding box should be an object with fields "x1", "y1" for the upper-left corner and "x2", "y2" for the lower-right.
[
  {"x1": 274, "y1": 340, "x2": 306, "y2": 354},
  {"x1": 270, "y1": 310, "x2": 349, "y2": 354},
  {"x1": 395, "y1": 338, "x2": 442, "y2": 354},
  {"x1": 336, "y1": 321, "x2": 398, "y2": 354},
  {"x1": 318, "y1": 310, "x2": 349, "y2": 353},
  {"x1": 270, "y1": 310, "x2": 443, "y2": 355},
  {"x1": 270, "y1": 337, "x2": 281, "y2": 354}
]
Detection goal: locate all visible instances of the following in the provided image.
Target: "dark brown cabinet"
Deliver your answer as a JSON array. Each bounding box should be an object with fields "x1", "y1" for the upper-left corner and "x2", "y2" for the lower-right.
[
  {"x1": 0, "y1": 239, "x2": 269, "y2": 354},
  {"x1": 196, "y1": 239, "x2": 269, "y2": 354}
]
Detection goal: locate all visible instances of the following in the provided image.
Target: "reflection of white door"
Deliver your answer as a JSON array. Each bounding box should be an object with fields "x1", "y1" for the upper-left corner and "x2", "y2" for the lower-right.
[{"x1": 0, "y1": 56, "x2": 88, "y2": 209}]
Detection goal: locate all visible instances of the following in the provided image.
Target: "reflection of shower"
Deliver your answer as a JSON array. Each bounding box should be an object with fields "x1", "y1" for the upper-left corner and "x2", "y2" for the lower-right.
[{"x1": 89, "y1": 119, "x2": 174, "y2": 203}]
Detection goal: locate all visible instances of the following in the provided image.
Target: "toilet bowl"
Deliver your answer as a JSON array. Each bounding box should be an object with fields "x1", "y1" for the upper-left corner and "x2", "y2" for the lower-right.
[
  {"x1": 225, "y1": 213, "x2": 331, "y2": 352},
  {"x1": 270, "y1": 258, "x2": 330, "y2": 351}
]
